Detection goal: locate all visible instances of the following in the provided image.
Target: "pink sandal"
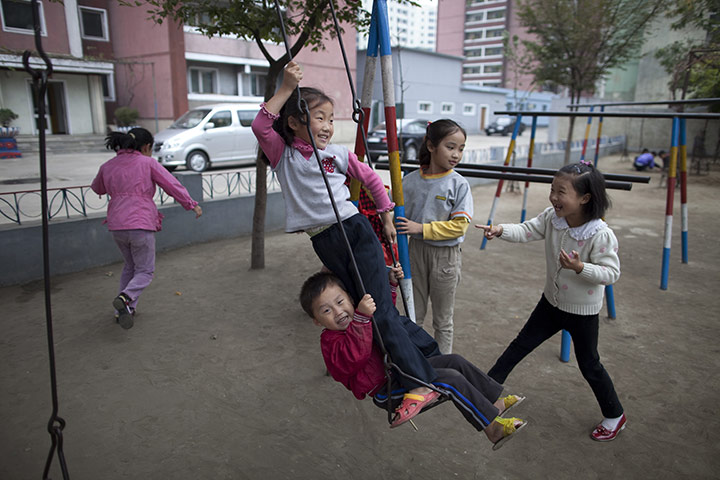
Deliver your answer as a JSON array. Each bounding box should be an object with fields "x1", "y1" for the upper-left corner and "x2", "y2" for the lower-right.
[{"x1": 390, "y1": 391, "x2": 441, "y2": 428}]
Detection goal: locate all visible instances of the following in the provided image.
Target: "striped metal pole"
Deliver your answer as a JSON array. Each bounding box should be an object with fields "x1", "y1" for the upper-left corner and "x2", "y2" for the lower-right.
[
  {"x1": 371, "y1": 0, "x2": 416, "y2": 321},
  {"x1": 349, "y1": 7, "x2": 379, "y2": 204},
  {"x1": 593, "y1": 106, "x2": 604, "y2": 167},
  {"x1": 580, "y1": 106, "x2": 594, "y2": 161},
  {"x1": 520, "y1": 116, "x2": 537, "y2": 222},
  {"x1": 480, "y1": 113, "x2": 523, "y2": 250},
  {"x1": 660, "y1": 117, "x2": 679, "y2": 290},
  {"x1": 679, "y1": 118, "x2": 688, "y2": 263}
]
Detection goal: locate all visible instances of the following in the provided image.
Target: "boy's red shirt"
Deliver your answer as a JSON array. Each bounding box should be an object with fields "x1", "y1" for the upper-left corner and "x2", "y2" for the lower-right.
[{"x1": 320, "y1": 313, "x2": 387, "y2": 400}]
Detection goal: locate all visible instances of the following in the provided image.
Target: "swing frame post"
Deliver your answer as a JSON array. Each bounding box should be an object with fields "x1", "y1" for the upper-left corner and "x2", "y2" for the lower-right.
[
  {"x1": 593, "y1": 106, "x2": 605, "y2": 167},
  {"x1": 679, "y1": 118, "x2": 688, "y2": 264},
  {"x1": 367, "y1": 0, "x2": 416, "y2": 322},
  {"x1": 521, "y1": 116, "x2": 538, "y2": 222},
  {"x1": 480, "y1": 113, "x2": 523, "y2": 250},
  {"x1": 580, "y1": 106, "x2": 594, "y2": 162},
  {"x1": 661, "y1": 117, "x2": 679, "y2": 290}
]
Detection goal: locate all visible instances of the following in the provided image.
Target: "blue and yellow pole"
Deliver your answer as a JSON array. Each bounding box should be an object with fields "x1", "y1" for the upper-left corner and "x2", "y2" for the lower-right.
[
  {"x1": 593, "y1": 106, "x2": 604, "y2": 167},
  {"x1": 679, "y1": 118, "x2": 688, "y2": 264},
  {"x1": 660, "y1": 117, "x2": 679, "y2": 290},
  {"x1": 481, "y1": 114, "x2": 523, "y2": 250},
  {"x1": 580, "y1": 106, "x2": 594, "y2": 162},
  {"x1": 365, "y1": 0, "x2": 416, "y2": 320},
  {"x1": 520, "y1": 116, "x2": 537, "y2": 222}
]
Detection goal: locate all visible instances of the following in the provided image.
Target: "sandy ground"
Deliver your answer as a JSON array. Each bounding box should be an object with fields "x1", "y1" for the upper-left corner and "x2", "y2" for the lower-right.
[{"x1": 1, "y1": 154, "x2": 719, "y2": 479}]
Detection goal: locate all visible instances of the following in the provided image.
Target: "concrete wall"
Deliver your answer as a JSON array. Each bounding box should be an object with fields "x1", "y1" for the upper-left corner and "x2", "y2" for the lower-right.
[{"x1": 0, "y1": 186, "x2": 287, "y2": 287}]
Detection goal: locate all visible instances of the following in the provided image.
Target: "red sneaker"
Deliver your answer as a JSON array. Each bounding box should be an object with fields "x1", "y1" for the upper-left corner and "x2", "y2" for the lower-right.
[{"x1": 590, "y1": 414, "x2": 626, "y2": 441}]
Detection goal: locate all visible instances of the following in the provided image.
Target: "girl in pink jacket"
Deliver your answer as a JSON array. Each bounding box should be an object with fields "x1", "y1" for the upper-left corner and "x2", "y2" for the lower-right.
[{"x1": 91, "y1": 128, "x2": 202, "y2": 329}]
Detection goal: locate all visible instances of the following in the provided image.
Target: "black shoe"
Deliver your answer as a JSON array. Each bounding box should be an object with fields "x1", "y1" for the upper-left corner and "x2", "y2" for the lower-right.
[{"x1": 113, "y1": 293, "x2": 134, "y2": 330}]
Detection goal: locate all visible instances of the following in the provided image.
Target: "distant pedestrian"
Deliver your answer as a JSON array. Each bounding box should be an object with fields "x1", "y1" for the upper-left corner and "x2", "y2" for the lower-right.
[
  {"x1": 633, "y1": 148, "x2": 659, "y2": 171},
  {"x1": 476, "y1": 161, "x2": 626, "y2": 442},
  {"x1": 91, "y1": 127, "x2": 202, "y2": 329}
]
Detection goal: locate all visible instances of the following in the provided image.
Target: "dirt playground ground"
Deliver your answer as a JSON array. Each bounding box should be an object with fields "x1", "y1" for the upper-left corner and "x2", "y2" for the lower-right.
[{"x1": 1, "y1": 154, "x2": 719, "y2": 479}]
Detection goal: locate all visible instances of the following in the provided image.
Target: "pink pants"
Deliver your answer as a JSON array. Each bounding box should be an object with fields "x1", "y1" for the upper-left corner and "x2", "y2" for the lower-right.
[{"x1": 111, "y1": 229, "x2": 155, "y2": 310}]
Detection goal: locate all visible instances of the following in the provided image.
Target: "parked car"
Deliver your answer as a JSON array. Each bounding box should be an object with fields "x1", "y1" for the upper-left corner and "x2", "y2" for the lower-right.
[
  {"x1": 366, "y1": 118, "x2": 429, "y2": 162},
  {"x1": 153, "y1": 103, "x2": 260, "y2": 172},
  {"x1": 485, "y1": 116, "x2": 526, "y2": 136}
]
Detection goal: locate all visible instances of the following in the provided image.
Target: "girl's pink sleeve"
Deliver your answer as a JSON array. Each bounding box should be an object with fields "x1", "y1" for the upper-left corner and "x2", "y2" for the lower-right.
[
  {"x1": 346, "y1": 153, "x2": 395, "y2": 213},
  {"x1": 150, "y1": 162, "x2": 198, "y2": 210},
  {"x1": 251, "y1": 104, "x2": 285, "y2": 168},
  {"x1": 90, "y1": 167, "x2": 106, "y2": 195}
]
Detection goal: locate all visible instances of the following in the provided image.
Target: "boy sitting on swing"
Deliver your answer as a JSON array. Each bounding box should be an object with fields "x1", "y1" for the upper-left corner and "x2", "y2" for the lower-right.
[{"x1": 299, "y1": 269, "x2": 528, "y2": 450}]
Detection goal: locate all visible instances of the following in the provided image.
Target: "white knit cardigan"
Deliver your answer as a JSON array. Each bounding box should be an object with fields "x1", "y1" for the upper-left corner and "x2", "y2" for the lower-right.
[{"x1": 500, "y1": 206, "x2": 621, "y2": 315}]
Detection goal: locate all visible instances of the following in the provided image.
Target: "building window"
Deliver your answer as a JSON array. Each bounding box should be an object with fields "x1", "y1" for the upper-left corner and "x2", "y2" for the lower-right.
[
  {"x1": 250, "y1": 72, "x2": 266, "y2": 97},
  {"x1": 485, "y1": 47, "x2": 502, "y2": 56},
  {"x1": 79, "y1": 6, "x2": 108, "y2": 41},
  {"x1": 465, "y1": 49, "x2": 483, "y2": 58},
  {"x1": 441, "y1": 102, "x2": 455, "y2": 114},
  {"x1": 1, "y1": 0, "x2": 46, "y2": 35},
  {"x1": 464, "y1": 31, "x2": 483, "y2": 40},
  {"x1": 463, "y1": 104, "x2": 476, "y2": 116},
  {"x1": 484, "y1": 64, "x2": 502, "y2": 74},
  {"x1": 486, "y1": 9, "x2": 506, "y2": 20},
  {"x1": 466, "y1": 12, "x2": 484, "y2": 22},
  {"x1": 486, "y1": 28, "x2": 505, "y2": 38},
  {"x1": 189, "y1": 67, "x2": 217, "y2": 94},
  {"x1": 100, "y1": 73, "x2": 115, "y2": 101},
  {"x1": 484, "y1": 81, "x2": 501, "y2": 87},
  {"x1": 418, "y1": 101, "x2": 433, "y2": 114},
  {"x1": 463, "y1": 66, "x2": 481, "y2": 74}
]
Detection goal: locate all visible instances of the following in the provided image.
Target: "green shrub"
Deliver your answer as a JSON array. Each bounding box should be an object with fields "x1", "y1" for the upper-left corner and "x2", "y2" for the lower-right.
[
  {"x1": 0, "y1": 108, "x2": 18, "y2": 127},
  {"x1": 114, "y1": 106, "x2": 139, "y2": 127}
]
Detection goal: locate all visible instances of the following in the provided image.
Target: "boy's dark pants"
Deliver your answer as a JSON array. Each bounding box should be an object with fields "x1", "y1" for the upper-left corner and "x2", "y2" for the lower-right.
[
  {"x1": 312, "y1": 214, "x2": 438, "y2": 389},
  {"x1": 488, "y1": 295, "x2": 623, "y2": 418},
  {"x1": 374, "y1": 354, "x2": 503, "y2": 431}
]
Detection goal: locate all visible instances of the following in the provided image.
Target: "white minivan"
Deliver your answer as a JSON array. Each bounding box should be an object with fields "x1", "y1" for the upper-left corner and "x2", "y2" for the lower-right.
[{"x1": 153, "y1": 103, "x2": 260, "y2": 172}]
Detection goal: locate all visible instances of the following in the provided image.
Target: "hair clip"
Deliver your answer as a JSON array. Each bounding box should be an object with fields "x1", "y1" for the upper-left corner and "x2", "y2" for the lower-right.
[
  {"x1": 129, "y1": 132, "x2": 135, "y2": 139},
  {"x1": 580, "y1": 160, "x2": 591, "y2": 166}
]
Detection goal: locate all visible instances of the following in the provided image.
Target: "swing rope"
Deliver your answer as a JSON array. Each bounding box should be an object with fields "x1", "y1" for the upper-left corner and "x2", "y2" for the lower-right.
[
  {"x1": 272, "y1": 0, "x2": 449, "y2": 425},
  {"x1": 22, "y1": 1, "x2": 70, "y2": 478}
]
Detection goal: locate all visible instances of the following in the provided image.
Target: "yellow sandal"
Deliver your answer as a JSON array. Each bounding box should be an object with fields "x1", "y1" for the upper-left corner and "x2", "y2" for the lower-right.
[
  {"x1": 492, "y1": 416, "x2": 527, "y2": 451},
  {"x1": 500, "y1": 394, "x2": 526, "y2": 416}
]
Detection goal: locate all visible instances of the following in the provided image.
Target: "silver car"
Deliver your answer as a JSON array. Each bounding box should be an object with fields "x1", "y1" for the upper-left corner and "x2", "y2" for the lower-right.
[{"x1": 153, "y1": 103, "x2": 259, "y2": 172}]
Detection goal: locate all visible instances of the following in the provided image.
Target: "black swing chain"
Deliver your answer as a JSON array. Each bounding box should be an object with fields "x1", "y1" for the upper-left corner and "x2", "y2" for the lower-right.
[{"x1": 22, "y1": 1, "x2": 71, "y2": 478}]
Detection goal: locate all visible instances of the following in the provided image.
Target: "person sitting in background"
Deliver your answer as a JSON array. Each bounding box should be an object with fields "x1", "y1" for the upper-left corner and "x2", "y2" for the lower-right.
[{"x1": 633, "y1": 149, "x2": 659, "y2": 171}]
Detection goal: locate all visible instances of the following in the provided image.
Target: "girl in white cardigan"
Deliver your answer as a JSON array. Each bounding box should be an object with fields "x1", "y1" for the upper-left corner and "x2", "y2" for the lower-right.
[{"x1": 477, "y1": 161, "x2": 625, "y2": 442}]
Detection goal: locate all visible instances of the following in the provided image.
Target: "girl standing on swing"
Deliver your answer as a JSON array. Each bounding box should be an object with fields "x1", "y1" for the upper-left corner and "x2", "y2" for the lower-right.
[{"x1": 252, "y1": 61, "x2": 441, "y2": 423}]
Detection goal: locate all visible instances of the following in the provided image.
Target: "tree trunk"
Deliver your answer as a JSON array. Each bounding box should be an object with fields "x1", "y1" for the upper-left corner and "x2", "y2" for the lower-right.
[
  {"x1": 250, "y1": 67, "x2": 282, "y2": 270},
  {"x1": 250, "y1": 152, "x2": 268, "y2": 270},
  {"x1": 564, "y1": 91, "x2": 581, "y2": 165}
]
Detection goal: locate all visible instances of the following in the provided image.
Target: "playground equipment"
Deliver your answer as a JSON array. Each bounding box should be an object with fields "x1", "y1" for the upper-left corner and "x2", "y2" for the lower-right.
[{"x1": 488, "y1": 107, "x2": 719, "y2": 361}]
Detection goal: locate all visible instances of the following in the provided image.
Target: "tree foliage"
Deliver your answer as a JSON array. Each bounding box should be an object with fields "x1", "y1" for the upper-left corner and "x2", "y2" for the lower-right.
[
  {"x1": 655, "y1": 0, "x2": 720, "y2": 106},
  {"x1": 514, "y1": 0, "x2": 665, "y2": 162}
]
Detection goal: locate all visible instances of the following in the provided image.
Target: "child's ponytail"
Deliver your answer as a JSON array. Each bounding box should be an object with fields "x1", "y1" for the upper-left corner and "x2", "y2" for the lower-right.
[
  {"x1": 418, "y1": 119, "x2": 467, "y2": 166},
  {"x1": 105, "y1": 127, "x2": 154, "y2": 153}
]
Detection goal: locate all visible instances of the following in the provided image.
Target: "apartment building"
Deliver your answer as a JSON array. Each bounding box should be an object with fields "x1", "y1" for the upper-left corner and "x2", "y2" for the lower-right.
[
  {"x1": 359, "y1": 0, "x2": 438, "y2": 51},
  {"x1": 437, "y1": 0, "x2": 509, "y2": 88}
]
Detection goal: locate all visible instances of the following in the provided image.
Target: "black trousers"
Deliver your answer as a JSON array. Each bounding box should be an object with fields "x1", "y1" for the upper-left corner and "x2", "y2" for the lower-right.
[
  {"x1": 488, "y1": 295, "x2": 623, "y2": 418},
  {"x1": 374, "y1": 354, "x2": 504, "y2": 431},
  {"x1": 312, "y1": 214, "x2": 438, "y2": 389}
]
